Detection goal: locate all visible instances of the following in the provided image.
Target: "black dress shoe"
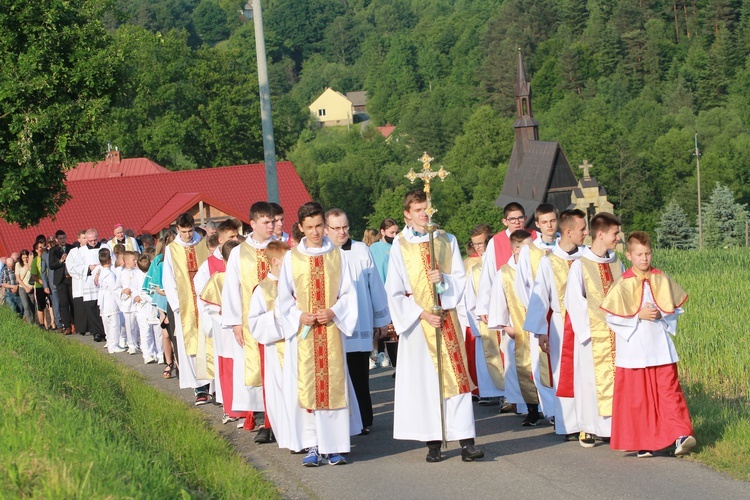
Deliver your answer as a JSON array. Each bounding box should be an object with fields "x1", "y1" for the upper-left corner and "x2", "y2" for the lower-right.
[
  {"x1": 254, "y1": 428, "x2": 274, "y2": 444},
  {"x1": 425, "y1": 446, "x2": 442, "y2": 463},
  {"x1": 461, "y1": 445, "x2": 485, "y2": 462},
  {"x1": 93, "y1": 335, "x2": 105, "y2": 342}
]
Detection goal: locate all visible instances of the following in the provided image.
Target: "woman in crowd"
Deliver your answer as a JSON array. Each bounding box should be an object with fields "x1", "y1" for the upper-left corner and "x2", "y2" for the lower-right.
[
  {"x1": 31, "y1": 240, "x2": 50, "y2": 328},
  {"x1": 144, "y1": 230, "x2": 177, "y2": 378},
  {"x1": 15, "y1": 249, "x2": 35, "y2": 323}
]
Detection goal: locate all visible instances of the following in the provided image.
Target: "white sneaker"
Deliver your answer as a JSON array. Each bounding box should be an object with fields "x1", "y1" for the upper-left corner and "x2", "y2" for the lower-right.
[
  {"x1": 144, "y1": 356, "x2": 157, "y2": 364},
  {"x1": 109, "y1": 346, "x2": 127, "y2": 354},
  {"x1": 157, "y1": 354, "x2": 165, "y2": 365},
  {"x1": 128, "y1": 346, "x2": 140, "y2": 355},
  {"x1": 675, "y1": 435, "x2": 696, "y2": 456},
  {"x1": 369, "y1": 358, "x2": 377, "y2": 370},
  {"x1": 377, "y1": 352, "x2": 391, "y2": 368},
  {"x1": 118, "y1": 341, "x2": 127, "y2": 349}
]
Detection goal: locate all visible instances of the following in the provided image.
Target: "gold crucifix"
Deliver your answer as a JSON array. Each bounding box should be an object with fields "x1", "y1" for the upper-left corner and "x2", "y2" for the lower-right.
[
  {"x1": 405, "y1": 152, "x2": 450, "y2": 222},
  {"x1": 579, "y1": 159, "x2": 593, "y2": 180}
]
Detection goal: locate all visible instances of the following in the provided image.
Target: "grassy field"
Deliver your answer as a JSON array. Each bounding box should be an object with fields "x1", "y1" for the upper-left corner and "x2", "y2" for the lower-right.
[
  {"x1": 0, "y1": 308, "x2": 280, "y2": 498},
  {"x1": 653, "y1": 248, "x2": 750, "y2": 481}
]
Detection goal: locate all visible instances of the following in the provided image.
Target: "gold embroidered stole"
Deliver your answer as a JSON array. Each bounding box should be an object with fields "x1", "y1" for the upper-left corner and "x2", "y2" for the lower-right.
[
  {"x1": 292, "y1": 247, "x2": 345, "y2": 410},
  {"x1": 257, "y1": 277, "x2": 284, "y2": 368},
  {"x1": 240, "y1": 243, "x2": 269, "y2": 387},
  {"x1": 501, "y1": 264, "x2": 539, "y2": 403},
  {"x1": 466, "y1": 256, "x2": 504, "y2": 390},
  {"x1": 168, "y1": 241, "x2": 209, "y2": 356},
  {"x1": 528, "y1": 244, "x2": 547, "y2": 281},
  {"x1": 548, "y1": 253, "x2": 574, "y2": 316},
  {"x1": 197, "y1": 272, "x2": 224, "y2": 380},
  {"x1": 580, "y1": 257, "x2": 622, "y2": 416},
  {"x1": 399, "y1": 233, "x2": 472, "y2": 398},
  {"x1": 109, "y1": 237, "x2": 136, "y2": 252}
]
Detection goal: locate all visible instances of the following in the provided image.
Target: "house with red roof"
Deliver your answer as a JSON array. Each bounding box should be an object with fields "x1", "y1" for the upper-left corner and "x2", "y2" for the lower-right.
[{"x1": 0, "y1": 156, "x2": 311, "y2": 256}]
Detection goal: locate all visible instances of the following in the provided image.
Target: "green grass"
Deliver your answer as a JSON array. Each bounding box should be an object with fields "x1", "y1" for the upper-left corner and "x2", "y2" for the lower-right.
[
  {"x1": 0, "y1": 308, "x2": 280, "y2": 498},
  {"x1": 652, "y1": 248, "x2": 750, "y2": 481}
]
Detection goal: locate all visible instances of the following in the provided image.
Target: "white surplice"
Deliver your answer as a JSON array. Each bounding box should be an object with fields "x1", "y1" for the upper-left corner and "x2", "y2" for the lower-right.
[
  {"x1": 523, "y1": 244, "x2": 582, "y2": 434},
  {"x1": 564, "y1": 247, "x2": 624, "y2": 437},
  {"x1": 515, "y1": 237, "x2": 559, "y2": 419},
  {"x1": 163, "y1": 232, "x2": 209, "y2": 390},
  {"x1": 486, "y1": 256, "x2": 527, "y2": 412},
  {"x1": 277, "y1": 237, "x2": 361, "y2": 454},
  {"x1": 221, "y1": 236, "x2": 268, "y2": 412},
  {"x1": 247, "y1": 275, "x2": 290, "y2": 450},
  {"x1": 386, "y1": 228, "x2": 475, "y2": 442},
  {"x1": 341, "y1": 240, "x2": 391, "y2": 353}
]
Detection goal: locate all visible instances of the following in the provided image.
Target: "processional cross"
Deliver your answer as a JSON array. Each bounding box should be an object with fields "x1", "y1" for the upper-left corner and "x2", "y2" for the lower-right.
[{"x1": 405, "y1": 152, "x2": 451, "y2": 447}]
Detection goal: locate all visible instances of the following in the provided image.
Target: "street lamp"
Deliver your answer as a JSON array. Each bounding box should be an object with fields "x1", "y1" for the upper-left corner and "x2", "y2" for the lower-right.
[{"x1": 241, "y1": 0, "x2": 279, "y2": 203}]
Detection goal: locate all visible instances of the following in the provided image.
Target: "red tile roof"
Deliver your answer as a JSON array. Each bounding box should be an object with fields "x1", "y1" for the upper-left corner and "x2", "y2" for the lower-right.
[
  {"x1": 66, "y1": 152, "x2": 170, "y2": 181},
  {"x1": 377, "y1": 124, "x2": 396, "y2": 138},
  {"x1": 0, "y1": 162, "x2": 311, "y2": 255}
]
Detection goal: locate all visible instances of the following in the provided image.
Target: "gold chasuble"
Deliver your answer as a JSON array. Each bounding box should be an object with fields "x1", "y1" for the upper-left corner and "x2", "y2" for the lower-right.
[
  {"x1": 465, "y1": 256, "x2": 504, "y2": 390},
  {"x1": 501, "y1": 264, "x2": 539, "y2": 403},
  {"x1": 109, "y1": 237, "x2": 137, "y2": 252},
  {"x1": 600, "y1": 267, "x2": 688, "y2": 317},
  {"x1": 580, "y1": 258, "x2": 622, "y2": 416},
  {"x1": 257, "y1": 277, "x2": 284, "y2": 367},
  {"x1": 197, "y1": 272, "x2": 225, "y2": 379},
  {"x1": 240, "y1": 244, "x2": 269, "y2": 387},
  {"x1": 528, "y1": 244, "x2": 547, "y2": 281},
  {"x1": 291, "y1": 247, "x2": 346, "y2": 410},
  {"x1": 168, "y1": 241, "x2": 209, "y2": 356},
  {"x1": 398, "y1": 233, "x2": 473, "y2": 399}
]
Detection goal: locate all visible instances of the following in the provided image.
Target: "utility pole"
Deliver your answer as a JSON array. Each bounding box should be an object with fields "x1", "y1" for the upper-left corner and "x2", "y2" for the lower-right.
[
  {"x1": 242, "y1": 1, "x2": 279, "y2": 203},
  {"x1": 694, "y1": 132, "x2": 703, "y2": 250}
]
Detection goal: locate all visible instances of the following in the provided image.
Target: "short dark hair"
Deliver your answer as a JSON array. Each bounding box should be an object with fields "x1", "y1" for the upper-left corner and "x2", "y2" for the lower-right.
[
  {"x1": 98, "y1": 248, "x2": 111, "y2": 265},
  {"x1": 297, "y1": 202, "x2": 324, "y2": 223},
  {"x1": 558, "y1": 209, "x2": 586, "y2": 231},
  {"x1": 627, "y1": 231, "x2": 651, "y2": 251},
  {"x1": 175, "y1": 213, "x2": 194, "y2": 228},
  {"x1": 270, "y1": 202, "x2": 284, "y2": 216},
  {"x1": 218, "y1": 218, "x2": 242, "y2": 234},
  {"x1": 325, "y1": 208, "x2": 347, "y2": 223},
  {"x1": 250, "y1": 201, "x2": 274, "y2": 221},
  {"x1": 503, "y1": 202, "x2": 525, "y2": 218},
  {"x1": 590, "y1": 212, "x2": 621, "y2": 237},
  {"x1": 137, "y1": 254, "x2": 151, "y2": 272},
  {"x1": 510, "y1": 229, "x2": 532, "y2": 246},
  {"x1": 221, "y1": 239, "x2": 241, "y2": 261},
  {"x1": 292, "y1": 222, "x2": 304, "y2": 243},
  {"x1": 380, "y1": 218, "x2": 398, "y2": 231},
  {"x1": 207, "y1": 233, "x2": 219, "y2": 248},
  {"x1": 470, "y1": 223, "x2": 493, "y2": 239},
  {"x1": 194, "y1": 227, "x2": 207, "y2": 237},
  {"x1": 55, "y1": 229, "x2": 66, "y2": 238},
  {"x1": 113, "y1": 244, "x2": 126, "y2": 255},
  {"x1": 403, "y1": 189, "x2": 427, "y2": 212},
  {"x1": 534, "y1": 203, "x2": 558, "y2": 221}
]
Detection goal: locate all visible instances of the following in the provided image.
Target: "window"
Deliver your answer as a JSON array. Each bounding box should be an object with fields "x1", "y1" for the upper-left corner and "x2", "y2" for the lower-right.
[{"x1": 318, "y1": 109, "x2": 326, "y2": 117}]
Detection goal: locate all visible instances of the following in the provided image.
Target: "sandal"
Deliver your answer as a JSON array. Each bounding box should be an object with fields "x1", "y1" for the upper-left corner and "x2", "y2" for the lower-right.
[{"x1": 163, "y1": 362, "x2": 174, "y2": 379}]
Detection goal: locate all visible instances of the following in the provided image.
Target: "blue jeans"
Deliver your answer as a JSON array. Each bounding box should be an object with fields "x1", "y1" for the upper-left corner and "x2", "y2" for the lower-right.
[{"x1": 4, "y1": 291, "x2": 22, "y2": 317}]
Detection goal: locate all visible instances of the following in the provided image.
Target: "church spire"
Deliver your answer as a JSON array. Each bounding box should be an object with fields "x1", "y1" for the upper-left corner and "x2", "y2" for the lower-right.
[{"x1": 514, "y1": 48, "x2": 539, "y2": 142}]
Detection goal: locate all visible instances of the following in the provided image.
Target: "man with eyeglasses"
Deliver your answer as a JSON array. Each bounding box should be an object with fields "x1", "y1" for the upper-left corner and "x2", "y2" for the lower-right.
[{"x1": 325, "y1": 208, "x2": 391, "y2": 436}]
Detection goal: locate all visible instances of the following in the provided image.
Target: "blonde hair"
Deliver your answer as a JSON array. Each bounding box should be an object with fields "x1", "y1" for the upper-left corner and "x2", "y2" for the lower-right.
[{"x1": 363, "y1": 228, "x2": 380, "y2": 246}]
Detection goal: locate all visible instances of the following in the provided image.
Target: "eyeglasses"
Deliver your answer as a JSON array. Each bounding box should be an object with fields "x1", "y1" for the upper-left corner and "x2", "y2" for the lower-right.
[
  {"x1": 505, "y1": 216, "x2": 526, "y2": 223},
  {"x1": 327, "y1": 225, "x2": 349, "y2": 233},
  {"x1": 472, "y1": 242, "x2": 486, "y2": 249}
]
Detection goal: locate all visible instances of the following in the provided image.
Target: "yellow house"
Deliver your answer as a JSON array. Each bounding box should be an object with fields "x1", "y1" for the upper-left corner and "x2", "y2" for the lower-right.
[{"x1": 309, "y1": 88, "x2": 354, "y2": 127}]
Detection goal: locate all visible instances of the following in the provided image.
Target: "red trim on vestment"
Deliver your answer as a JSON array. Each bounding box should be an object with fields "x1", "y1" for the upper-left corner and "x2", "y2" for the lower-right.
[
  {"x1": 556, "y1": 311, "x2": 575, "y2": 398},
  {"x1": 465, "y1": 328, "x2": 479, "y2": 395}
]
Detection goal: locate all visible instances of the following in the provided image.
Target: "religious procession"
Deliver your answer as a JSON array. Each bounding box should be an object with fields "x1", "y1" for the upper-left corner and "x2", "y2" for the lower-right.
[{"x1": 1, "y1": 152, "x2": 694, "y2": 468}]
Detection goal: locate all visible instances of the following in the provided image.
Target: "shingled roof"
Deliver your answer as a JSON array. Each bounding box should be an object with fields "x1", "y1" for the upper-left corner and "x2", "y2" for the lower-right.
[
  {"x1": 66, "y1": 150, "x2": 169, "y2": 181},
  {"x1": 0, "y1": 162, "x2": 311, "y2": 255},
  {"x1": 495, "y1": 50, "x2": 578, "y2": 219}
]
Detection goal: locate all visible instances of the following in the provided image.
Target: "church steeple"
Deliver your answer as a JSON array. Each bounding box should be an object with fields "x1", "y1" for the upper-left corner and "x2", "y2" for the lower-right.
[{"x1": 514, "y1": 49, "x2": 539, "y2": 143}]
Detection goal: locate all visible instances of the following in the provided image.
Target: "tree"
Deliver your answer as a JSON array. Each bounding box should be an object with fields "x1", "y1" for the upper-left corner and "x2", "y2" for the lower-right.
[
  {"x1": 0, "y1": 0, "x2": 116, "y2": 226},
  {"x1": 193, "y1": 0, "x2": 230, "y2": 45},
  {"x1": 702, "y1": 183, "x2": 748, "y2": 248},
  {"x1": 656, "y1": 199, "x2": 696, "y2": 249}
]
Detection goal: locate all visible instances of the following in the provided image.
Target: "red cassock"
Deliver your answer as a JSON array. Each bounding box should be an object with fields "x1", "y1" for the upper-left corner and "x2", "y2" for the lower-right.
[{"x1": 610, "y1": 363, "x2": 693, "y2": 451}]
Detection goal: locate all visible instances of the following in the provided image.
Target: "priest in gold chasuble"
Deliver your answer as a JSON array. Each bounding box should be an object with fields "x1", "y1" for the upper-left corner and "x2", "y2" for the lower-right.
[
  {"x1": 163, "y1": 213, "x2": 210, "y2": 393},
  {"x1": 277, "y1": 202, "x2": 361, "y2": 458},
  {"x1": 386, "y1": 191, "x2": 479, "y2": 452}
]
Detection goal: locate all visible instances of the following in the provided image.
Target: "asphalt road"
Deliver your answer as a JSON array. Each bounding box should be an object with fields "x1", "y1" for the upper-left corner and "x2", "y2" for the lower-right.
[{"x1": 72, "y1": 333, "x2": 750, "y2": 499}]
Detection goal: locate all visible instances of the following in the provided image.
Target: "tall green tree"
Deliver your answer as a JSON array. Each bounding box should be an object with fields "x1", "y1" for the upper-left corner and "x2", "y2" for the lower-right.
[
  {"x1": 656, "y1": 199, "x2": 696, "y2": 249},
  {"x1": 0, "y1": 0, "x2": 116, "y2": 226},
  {"x1": 702, "y1": 183, "x2": 748, "y2": 248}
]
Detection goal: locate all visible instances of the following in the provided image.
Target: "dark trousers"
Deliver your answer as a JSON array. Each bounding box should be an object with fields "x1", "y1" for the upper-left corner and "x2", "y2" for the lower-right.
[
  {"x1": 347, "y1": 351, "x2": 373, "y2": 429},
  {"x1": 56, "y1": 278, "x2": 74, "y2": 329},
  {"x1": 73, "y1": 297, "x2": 86, "y2": 333},
  {"x1": 83, "y1": 300, "x2": 104, "y2": 336}
]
